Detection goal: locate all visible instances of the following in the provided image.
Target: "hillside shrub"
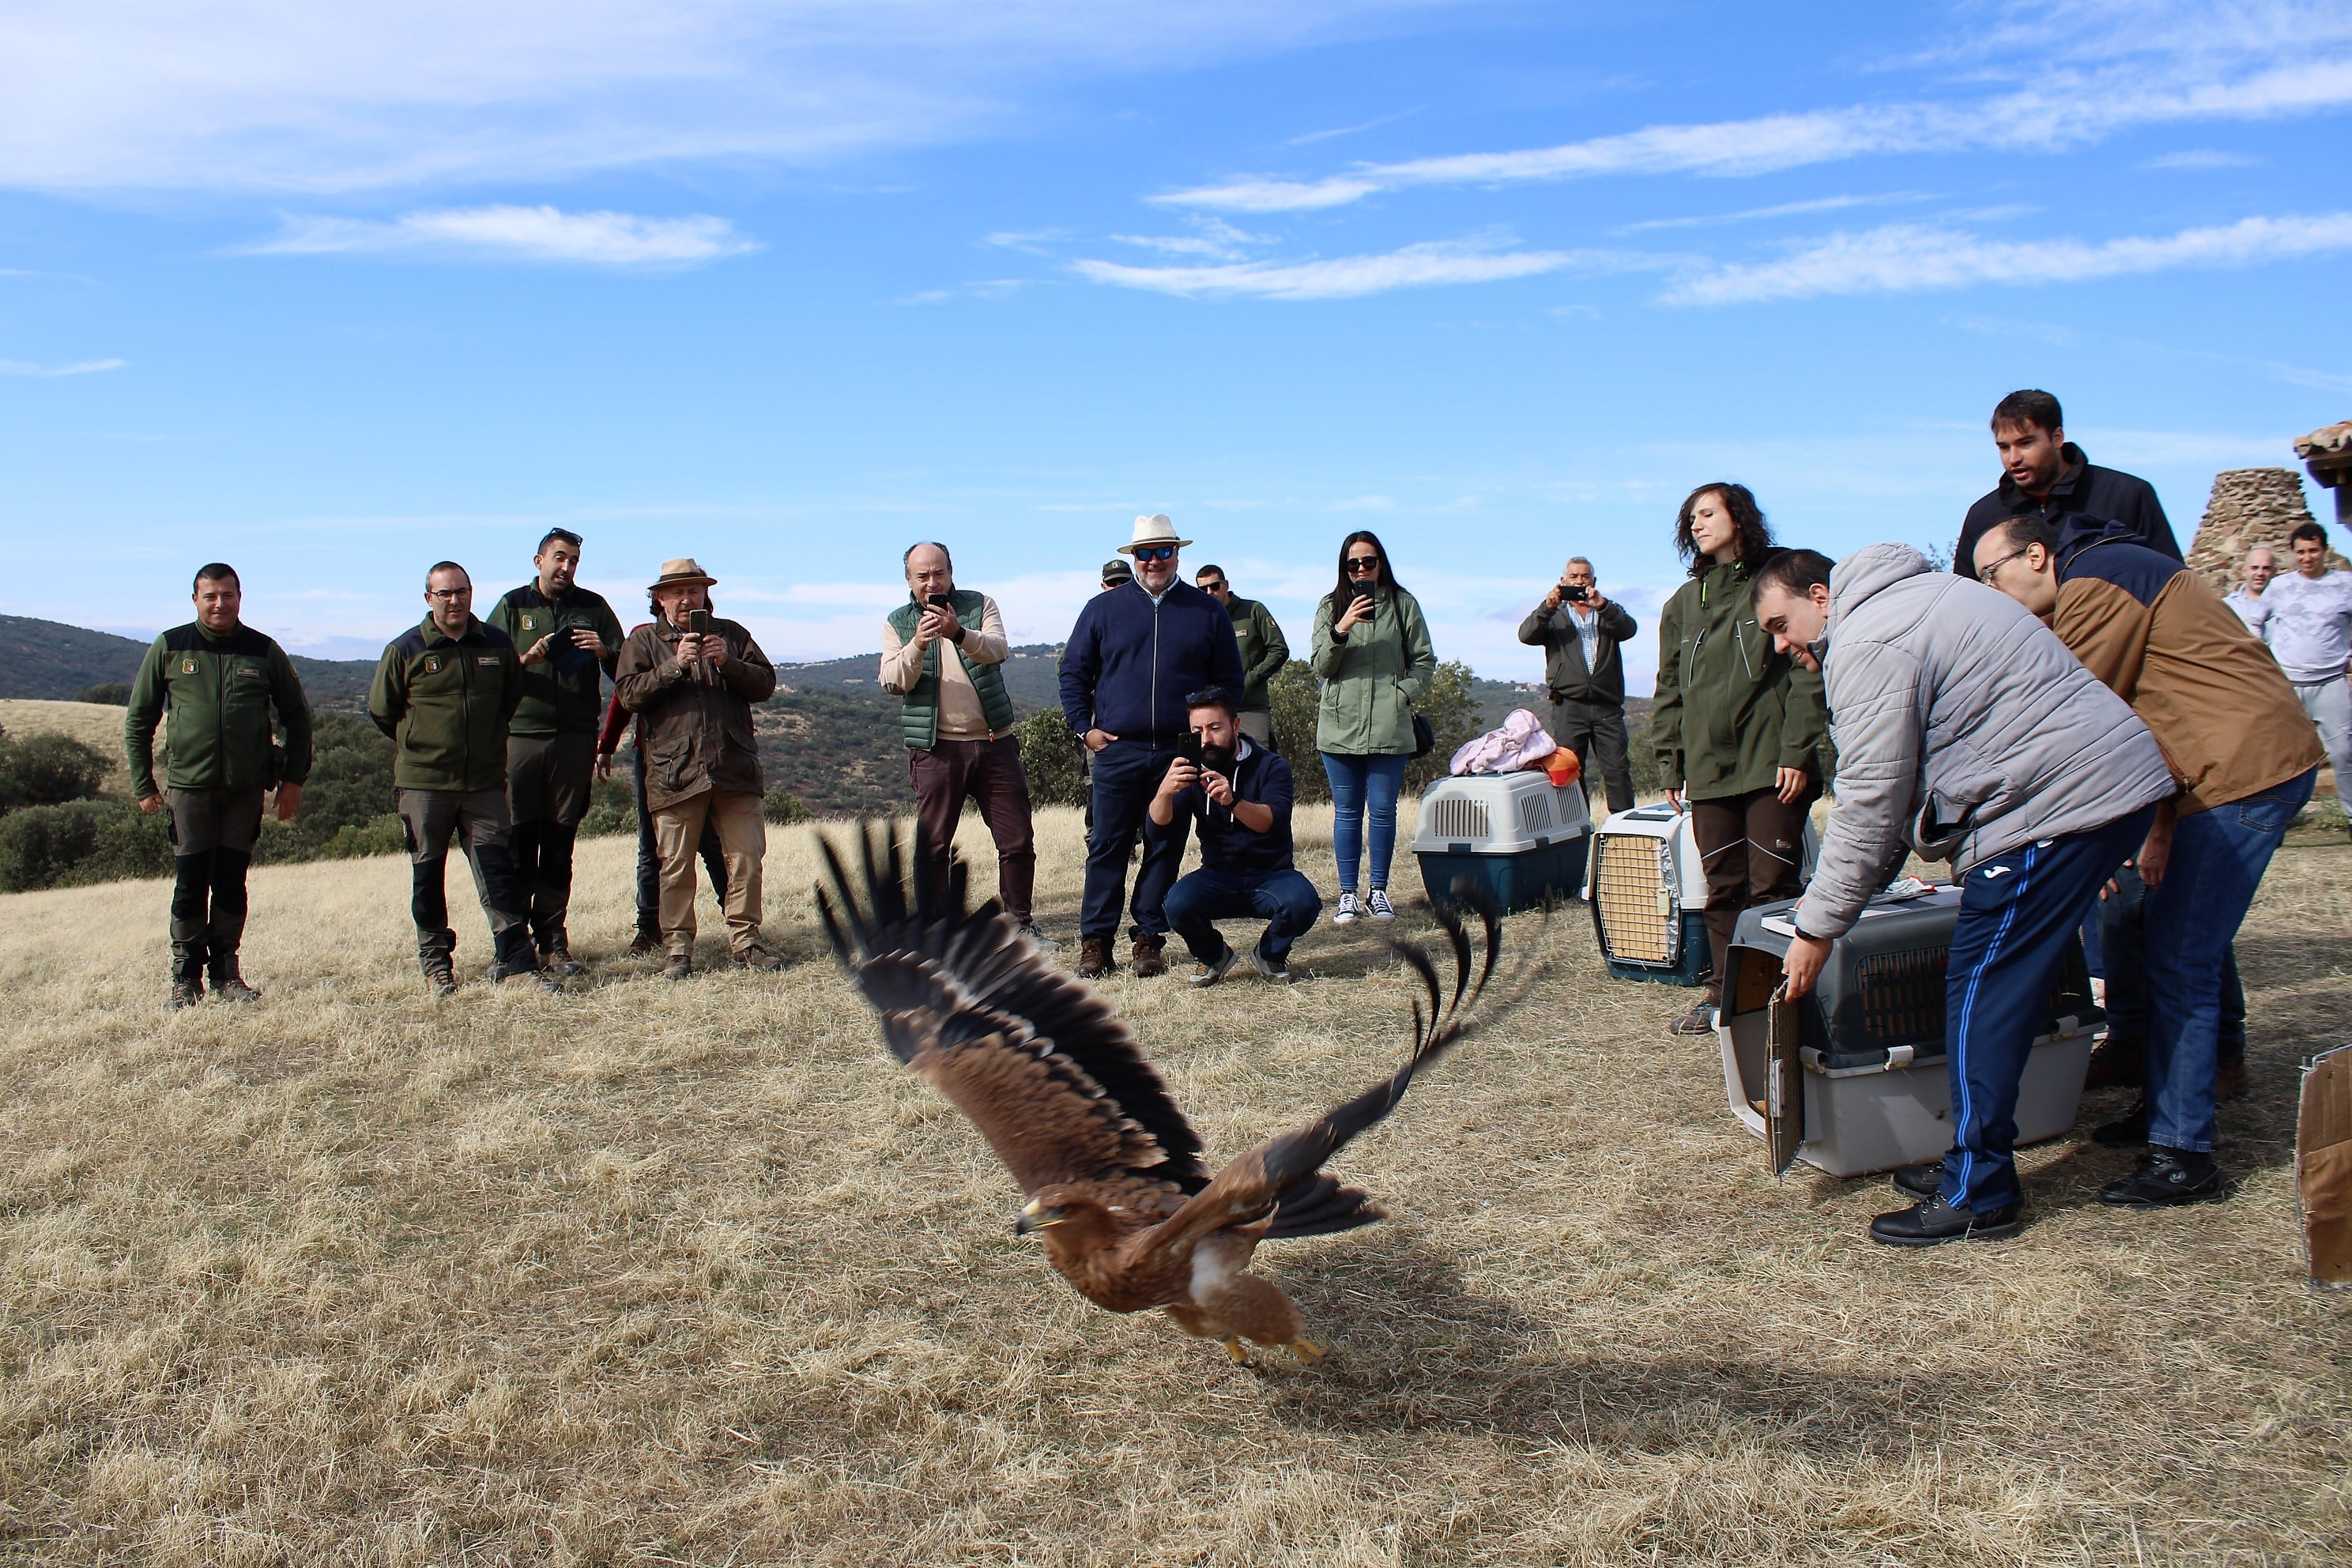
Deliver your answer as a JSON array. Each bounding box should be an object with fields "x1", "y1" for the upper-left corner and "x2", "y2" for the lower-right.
[
  {"x1": 581, "y1": 771, "x2": 635, "y2": 837},
  {"x1": 77, "y1": 682, "x2": 130, "y2": 705},
  {"x1": 262, "y1": 713, "x2": 398, "y2": 860},
  {"x1": 1013, "y1": 707, "x2": 1087, "y2": 810},
  {"x1": 0, "y1": 733, "x2": 111, "y2": 813},
  {"x1": 763, "y1": 787, "x2": 810, "y2": 825},
  {"x1": 1266, "y1": 657, "x2": 1482, "y2": 801},
  {"x1": 0, "y1": 801, "x2": 172, "y2": 891}
]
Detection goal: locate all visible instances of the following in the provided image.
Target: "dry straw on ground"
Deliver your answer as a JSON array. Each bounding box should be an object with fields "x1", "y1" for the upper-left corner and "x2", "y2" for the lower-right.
[{"x1": 2, "y1": 805, "x2": 2348, "y2": 1566}]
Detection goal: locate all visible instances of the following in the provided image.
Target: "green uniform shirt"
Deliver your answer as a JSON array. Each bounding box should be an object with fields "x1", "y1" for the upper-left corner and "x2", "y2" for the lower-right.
[
  {"x1": 1649, "y1": 557, "x2": 1828, "y2": 801},
  {"x1": 368, "y1": 615, "x2": 523, "y2": 793},
  {"x1": 125, "y1": 622, "x2": 314, "y2": 800},
  {"x1": 1227, "y1": 595, "x2": 1290, "y2": 714},
  {"x1": 484, "y1": 582, "x2": 625, "y2": 737}
]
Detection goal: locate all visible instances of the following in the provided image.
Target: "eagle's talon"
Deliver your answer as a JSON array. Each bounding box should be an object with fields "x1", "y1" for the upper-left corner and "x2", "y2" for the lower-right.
[
  {"x1": 1287, "y1": 1336, "x2": 1327, "y2": 1365},
  {"x1": 1221, "y1": 1336, "x2": 1253, "y2": 1366}
]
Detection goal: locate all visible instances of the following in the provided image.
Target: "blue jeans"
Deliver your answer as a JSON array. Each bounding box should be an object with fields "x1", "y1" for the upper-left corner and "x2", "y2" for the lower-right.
[
  {"x1": 1323, "y1": 751, "x2": 1409, "y2": 891},
  {"x1": 1940, "y1": 808, "x2": 2156, "y2": 1215},
  {"x1": 1081, "y1": 741, "x2": 1189, "y2": 943},
  {"x1": 2098, "y1": 861, "x2": 2245, "y2": 1068},
  {"x1": 1163, "y1": 865, "x2": 1324, "y2": 965},
  {"x1": 2142, "y1": 769, "x2": 2315, "y2": 1153}
]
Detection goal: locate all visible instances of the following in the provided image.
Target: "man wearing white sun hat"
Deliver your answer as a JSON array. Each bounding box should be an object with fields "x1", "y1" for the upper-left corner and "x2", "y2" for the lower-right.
[{"x1": 1059, "y1": 514, "x2": 1245, "y2": 981}]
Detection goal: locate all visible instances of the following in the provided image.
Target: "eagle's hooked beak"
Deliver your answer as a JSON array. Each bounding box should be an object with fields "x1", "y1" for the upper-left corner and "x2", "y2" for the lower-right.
[{"x1": 1015, "y1": 1199, "x2": 1067, "y2": 1237}]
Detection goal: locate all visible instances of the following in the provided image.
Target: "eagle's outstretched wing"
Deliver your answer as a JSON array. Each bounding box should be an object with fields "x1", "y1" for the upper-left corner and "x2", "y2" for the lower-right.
[
  {"x1": 816, "y1": 820, "x2": 1211, "y2": 1199},
  {"x1": 1148, "y1": 884, "x2": 1510, "y2": 1250}
]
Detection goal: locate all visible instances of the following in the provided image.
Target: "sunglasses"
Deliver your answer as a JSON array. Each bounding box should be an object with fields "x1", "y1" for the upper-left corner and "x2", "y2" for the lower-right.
[
  {"x1": 1346, "y1": 556, "x2": 1381, "y2": 574},
  {"x1": 1134, "y1": 545, "x2": 1178, "y2": 563},
  {"x1": 1197, "y1": 579, "x2": 1227, "y2": 592}
]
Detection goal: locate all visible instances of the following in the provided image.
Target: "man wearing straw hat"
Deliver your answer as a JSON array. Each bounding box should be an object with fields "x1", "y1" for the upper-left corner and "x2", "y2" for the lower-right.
[
  {"x1": 1059, "y1": 514, "x2": 1245, "y2": 980},
  {"x1": 613, "y1": 558, "x2": 785, "y2": 978}
]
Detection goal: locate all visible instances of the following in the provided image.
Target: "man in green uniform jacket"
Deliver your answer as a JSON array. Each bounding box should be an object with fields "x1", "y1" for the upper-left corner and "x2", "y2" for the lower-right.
[
  {"x1": 126, "y1": 562, "x2": 314, "y2": 1010},
  {"x1": 369, "y1": 561, "x2": 549, "y2": 994},
  {"x1": 1196, "y1": 564, "x2": 1290, "y2": 749},
  {"x1": 485, "y1": 527, "x2": 625, "y2": 974}
]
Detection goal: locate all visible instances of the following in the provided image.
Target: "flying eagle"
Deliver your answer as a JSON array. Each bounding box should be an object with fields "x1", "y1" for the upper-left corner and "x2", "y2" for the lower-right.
[{"x1": 815, "y1": 822, "x2": 1506, "y2": 1366}]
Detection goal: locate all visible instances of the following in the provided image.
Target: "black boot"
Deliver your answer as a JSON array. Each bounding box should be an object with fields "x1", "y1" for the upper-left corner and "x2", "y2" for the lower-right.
[
  {"x1": 1890, "y1": 1162, "x2": 1943, "y2": 1201},
  {"x1": 168, "y1": 937, "x2": 207, "y2": 1011},
  {"x1": 1868, "y1": 1194, "x2": 2022, "y2": 1247},
  {"x1": 2098, "y1": 1147, "x2": 2224, "y2": 1207}
]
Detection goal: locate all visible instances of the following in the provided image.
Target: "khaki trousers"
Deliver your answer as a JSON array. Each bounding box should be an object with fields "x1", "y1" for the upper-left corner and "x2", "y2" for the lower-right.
[{"x1": 653, "y1": 789, "x2": 766, "y2": 956}]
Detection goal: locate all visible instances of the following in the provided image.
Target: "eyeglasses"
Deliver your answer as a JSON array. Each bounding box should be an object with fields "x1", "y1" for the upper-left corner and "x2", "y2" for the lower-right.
[
  {"x1": 1135, "y1": 546, "x2": 1177, "y2": 563},
  {"x1": 1974, "y1": 545, "x2": 2030, "y2": 584},
  {"x1": 1346, "y1": 556, "x2": 1381, "y2": 574}
]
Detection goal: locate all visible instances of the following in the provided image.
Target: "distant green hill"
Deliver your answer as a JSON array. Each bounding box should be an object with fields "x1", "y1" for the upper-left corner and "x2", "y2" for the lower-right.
[{"x1": 0, "y1": 616, "x2": 378, "y2": 710}]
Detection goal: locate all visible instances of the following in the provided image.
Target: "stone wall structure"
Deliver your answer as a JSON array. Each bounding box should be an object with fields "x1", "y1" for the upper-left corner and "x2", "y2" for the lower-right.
[{"x1": 2183, "y1": 466, "x2": 2348, "y2": 598}]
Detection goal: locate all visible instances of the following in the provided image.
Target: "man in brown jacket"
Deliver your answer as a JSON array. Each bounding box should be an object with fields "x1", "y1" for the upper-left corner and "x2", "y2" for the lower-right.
[
  {"x1": 1974, "y1": 514, "x2": 2322, "y2": 1208},
  {"x1": 612, "y1": 558, "x2": 784, "y2": 978}
]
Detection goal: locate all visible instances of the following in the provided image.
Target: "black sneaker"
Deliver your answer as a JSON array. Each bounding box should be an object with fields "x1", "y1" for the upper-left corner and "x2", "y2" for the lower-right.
[
  {"x1": 2092, "y1": 1101, "x2": 2150, "y2": 1148},
  {"x1": 1247, "y1": 938, "x2": 1295, "y2": 985},
  {"x1": 1890, "y1": 1162, "x2": 1943, "y2": 1201},
  {"x1": 2098, "y1": 1148, "x2": 2224, "y2": 1207},
  {"x1": 1868, "y1": 1195, "x2": 2023, "y2": 1247}
]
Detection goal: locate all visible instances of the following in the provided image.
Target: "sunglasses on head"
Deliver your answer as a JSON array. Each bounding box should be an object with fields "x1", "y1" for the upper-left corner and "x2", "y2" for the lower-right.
[
  {"x1": 1134, "y1": 545, "x2": 1178, "y2": 563},
  {"x1": 1347, "y1": 556, "x2": 1381, "y2": 573}
]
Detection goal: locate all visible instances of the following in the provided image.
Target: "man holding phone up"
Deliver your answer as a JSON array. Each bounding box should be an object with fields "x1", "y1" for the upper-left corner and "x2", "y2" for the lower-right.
[
  {"x1": 1517, "y1": 556, "x2": 1638, "y2": 815},
  {"x1": 880, "y1": 542, "x2": 1051, "y2": 948},
  {"x1": 488, "y1": 528, "x2": 626, "y2": 974},
  {"x1": 1152, "y1": 687, "x2": 1320, "y2": 985},
  {"x1": 613, "y1": 559, "x2": 783, "y2": 978}
]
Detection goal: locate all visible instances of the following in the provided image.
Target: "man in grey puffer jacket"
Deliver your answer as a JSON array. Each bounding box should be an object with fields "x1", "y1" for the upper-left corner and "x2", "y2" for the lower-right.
[{"x1": 1751, "y1": 545, "x2": 2174, "y2": 1248}]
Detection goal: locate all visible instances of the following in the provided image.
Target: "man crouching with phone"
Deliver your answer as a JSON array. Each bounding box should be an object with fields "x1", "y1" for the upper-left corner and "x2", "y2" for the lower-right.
[
  {"x1": 1151, "y1": 687, "x2": 1322, "y2": 985},
  {"x1": 613, "y1": 558, "x2": 785, "y2": 978}
]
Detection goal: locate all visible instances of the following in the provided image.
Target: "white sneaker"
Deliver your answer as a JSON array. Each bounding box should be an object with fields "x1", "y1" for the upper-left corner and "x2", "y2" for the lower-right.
[
  {"x1": 1333, "y1": 891, "x2": 1360, "y2": 924},
  {"x1": 1366, "y1": 888, "x2": 1396, "y2": 922}
]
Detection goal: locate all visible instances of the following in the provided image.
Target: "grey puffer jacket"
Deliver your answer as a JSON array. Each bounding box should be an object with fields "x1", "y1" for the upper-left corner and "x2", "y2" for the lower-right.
[{"x1": 1795, "y1": 544, "x2": 2173, "y2": 940}]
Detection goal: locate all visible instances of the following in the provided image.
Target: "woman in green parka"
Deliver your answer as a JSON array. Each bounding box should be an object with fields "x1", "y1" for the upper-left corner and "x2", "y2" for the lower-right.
[
  {"x1": 1650, "y1": 482, "x2": 1827, "y2": 1035},
  {"x1": 1311, "y1": 530, "x2": 1436, "y2": 925}
]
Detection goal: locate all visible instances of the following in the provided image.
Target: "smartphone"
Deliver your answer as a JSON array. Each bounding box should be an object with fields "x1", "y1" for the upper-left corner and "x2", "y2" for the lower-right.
[
  {"x1": 1176, "y1": 731, "x2": 1204, "y2": 766},
  {"x1": 926, "y1": 592, "x2": 953, "y2": 609},
  {"x1": 1351, "y1": 584, "x2": 1376, "y2": 607},
  {"x1": 687, "y1": 609, "x2": 711, "y2": 636},
  {"x1": 1562, "y1": 583, "x2": 1589, "y2": 603}
]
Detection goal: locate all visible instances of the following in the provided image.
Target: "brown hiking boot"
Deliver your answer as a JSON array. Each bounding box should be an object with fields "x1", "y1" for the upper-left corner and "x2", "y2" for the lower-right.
[
  {"x1": 424, "y1": 967, "x2": 459, "y2": 1000},
  {"x1": 662, "y1": 952, "x2": 695, "y2": 982},
  {"x1": 2215, "y1": 1058, "x2": 2248, "y2": 1102},
  {"x1": 1076, "y1": 937, "x2": 1114, "y2": 980},
  {"x1": 2084, "y1": 1033, "x2": 2143, "y2": 1090},
  {"x1": 1130, "y1": 935, "x2": 1167, "y2": 978},
  {"x1": 540, "y1": 929, "x2": 586, "y2": 977},
  {"x1": 732, "y1": 944, "x2": 786, "y2": 971},
  {"x1": 1667, "y1": 1001, "x2": 1717, "y2": 1036},
  {"x1": 168, "y1": 978, "x2": 205, "y2": 1011},
  {"x1": 628, "y1": 928, "x2": 660, "y2": 957},
  {"x1": 209, "y1": 961, "x2": 261, "y2": 1004}
]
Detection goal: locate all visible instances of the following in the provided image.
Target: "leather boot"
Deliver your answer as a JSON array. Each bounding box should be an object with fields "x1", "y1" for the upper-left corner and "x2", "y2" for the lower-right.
[
  {"x1": 1076, "y1": 937, "x2": 1114, "y2": 980},
  {"x1": 168, "y1": 938, "x2": 207, "y2": 1011},
  {"x1": 1130, "y1": 934, "x2": 1167, "y2": 978},
  {"x1": 208, "y1": 953, "x2": 261, "y2": 1004}
]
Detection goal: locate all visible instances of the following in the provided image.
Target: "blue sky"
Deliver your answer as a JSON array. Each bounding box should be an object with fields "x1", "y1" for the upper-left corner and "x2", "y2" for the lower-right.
[{"x1": 2, "y1": 0, "x2": 2346, "y2": 692}]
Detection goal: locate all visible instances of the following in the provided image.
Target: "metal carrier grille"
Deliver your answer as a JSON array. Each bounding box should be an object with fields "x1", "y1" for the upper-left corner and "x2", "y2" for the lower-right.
[
  {"x1": 1856, "y1": 947, "x2": 1949, "y2": 1042},
  {"x1": 1430, "y1": 797, "x2": 1491, "y2": 842},
  {"x1": 1517, "y1": 790, "x2": 1551, "y2": 838},
  {"x1": 1592, "y1": 832, "x2": 1676, "y2": 963}
]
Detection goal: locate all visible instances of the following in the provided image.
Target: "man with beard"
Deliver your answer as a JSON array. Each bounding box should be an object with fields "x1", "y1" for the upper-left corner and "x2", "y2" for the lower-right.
[
  {"x1": 1954, "y1": 388, "x2": 2178, "y2": 579},
  {"x1": 1151, "y1": 688, "x2": 1320, "y2": 986},
  {"x1": 487, "y1": 528, "x2": 625, "y2": 974}
]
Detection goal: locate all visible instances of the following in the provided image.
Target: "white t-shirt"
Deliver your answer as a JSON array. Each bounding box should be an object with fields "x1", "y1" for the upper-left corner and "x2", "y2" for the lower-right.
[
  {"x1": 2251, "y1": 567, "x2": 2352, "y2": 683},
  {"x1": 2223, "y1": 588, "x2": 2264, "y2": 632}
]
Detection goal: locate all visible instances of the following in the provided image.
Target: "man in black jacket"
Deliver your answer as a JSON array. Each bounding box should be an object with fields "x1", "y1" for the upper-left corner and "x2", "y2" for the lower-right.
[
  {"x1": 1517, "y1": 556, "x2": 1638, "y2": 814},
  {"x1": 1955, "y1": 389, "x2": 2180, "y2": 577}
]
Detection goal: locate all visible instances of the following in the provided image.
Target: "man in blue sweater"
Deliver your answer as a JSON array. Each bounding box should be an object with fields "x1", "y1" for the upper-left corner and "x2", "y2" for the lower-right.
[
  {"x1": 1152, "y1": 688, "x2": 1321, "y2": 985},
  {"x1": 1060, "y1": 514, "x2": 1245, "y2": 979}
]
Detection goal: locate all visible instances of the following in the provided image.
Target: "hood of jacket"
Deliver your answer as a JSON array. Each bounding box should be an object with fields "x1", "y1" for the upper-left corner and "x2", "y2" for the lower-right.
[
  {"x1": 1827, "y1": 542, "x2": 1933, "y2": 636},
  {"x1": 2053, "y1": 511, "x2": 2143, "y2": 567}
]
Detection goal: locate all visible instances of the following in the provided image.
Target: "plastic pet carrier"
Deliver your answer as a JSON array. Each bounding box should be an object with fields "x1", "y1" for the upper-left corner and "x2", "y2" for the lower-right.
[
  {"x1": 1588, "y1": 804, "x2": 1819, "y2": 986},
  {"x1": 1715, "y1": 884, "x2": 2103, "y2": 1177},
  {"x1": 1409, "y1": 771, "x2": 1591, "y2": 914}
]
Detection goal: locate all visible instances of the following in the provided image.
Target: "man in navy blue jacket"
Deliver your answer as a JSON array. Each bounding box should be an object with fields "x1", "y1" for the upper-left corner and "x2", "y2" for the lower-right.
[
  {"x1": 1059, "y1": 514, "x2": 1245, "y2": 979},
  {"x1": 1152, "y1": 688, "x2": 1321, "y2": 985}
]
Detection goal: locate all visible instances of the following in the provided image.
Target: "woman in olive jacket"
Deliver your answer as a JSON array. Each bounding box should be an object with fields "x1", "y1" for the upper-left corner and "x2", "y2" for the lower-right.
[
  {"x1": 1310, "y1": 530, "x2": 1436, "y2": 924},
  {"x1": 1649, "y1": 482, "x2": 1828, "y2": 1034}
]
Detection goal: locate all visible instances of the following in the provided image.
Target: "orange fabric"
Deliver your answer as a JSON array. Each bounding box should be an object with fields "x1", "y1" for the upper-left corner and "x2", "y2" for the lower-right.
[{"x1": 1544, "y1": 749, "x2": 1581, "y2": 785}]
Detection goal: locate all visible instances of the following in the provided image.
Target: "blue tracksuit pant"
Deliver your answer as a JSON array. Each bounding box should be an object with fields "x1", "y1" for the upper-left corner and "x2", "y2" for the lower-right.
[{"x1": 1940, "y1": 806, "x2": 2154, "y2": 1215}]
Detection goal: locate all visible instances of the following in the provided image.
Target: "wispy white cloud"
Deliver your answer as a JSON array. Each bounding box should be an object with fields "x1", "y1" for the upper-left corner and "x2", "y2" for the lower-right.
[
  {"x1": 238, "y1": 205, "x2": 756, "y2": 267},
  {"x1": 1664, "y1": 211, "x2": 2352, "y2": 304},
  {"x1": 1108, "y1": 217, "x2": 1268, "y2": 261},
  {"x1": 1158, "y1": 7, "x2": 2352, "y2": 212},
  {"x1": 2143, "y1": 148, "x2": 2261, "y2": 168},
  {"x1": 0, "y1": 1, "x2": 1457, "y2": 192},
  {"x1": 1071, "y1": 236, "x2": 1649, "y2": 300},
  {"x1": 1614, "y1": 193, "x2": 1925, "y2": 233},
  {"x1": 0, "y1": 356, "x2": 124, "y2": 376}
]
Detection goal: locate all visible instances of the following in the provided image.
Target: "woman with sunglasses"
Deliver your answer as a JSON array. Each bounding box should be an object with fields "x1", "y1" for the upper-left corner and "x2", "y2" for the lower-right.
[
  {"x1": 1649, "y1": 482, "x2": 1827, "y2": 1035},
  {"x1": 1310, "y1": 530, "x2": 1434, "y2": 923}
]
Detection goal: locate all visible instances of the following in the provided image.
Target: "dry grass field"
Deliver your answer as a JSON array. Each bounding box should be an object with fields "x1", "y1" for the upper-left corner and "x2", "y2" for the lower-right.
[
  {"x1": 3, "y1": 804, "x2": 2348, "y2": 1566},
  {"x1": 0, "y1": 699, "x2": 147, "y2": 800}
]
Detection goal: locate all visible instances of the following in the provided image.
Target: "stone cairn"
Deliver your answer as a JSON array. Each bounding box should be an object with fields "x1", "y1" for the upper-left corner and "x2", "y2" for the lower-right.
[{"x1": 2184, "y1": 466, "x2": 2348, "y2": 598}]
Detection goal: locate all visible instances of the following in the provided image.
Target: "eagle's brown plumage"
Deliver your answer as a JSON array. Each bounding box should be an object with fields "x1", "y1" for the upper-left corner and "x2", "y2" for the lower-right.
[{"x1": 815, "y1": 821, "x2": 1506, "y2": 1365}]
